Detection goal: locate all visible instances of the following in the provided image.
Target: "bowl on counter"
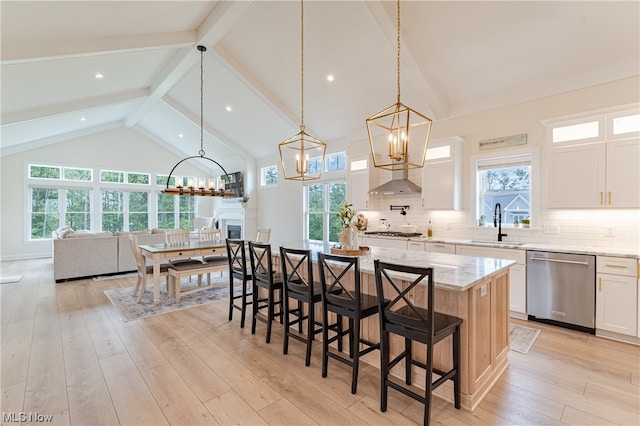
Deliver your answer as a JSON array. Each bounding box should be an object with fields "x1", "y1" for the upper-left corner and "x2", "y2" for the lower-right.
[{"x1": 401, "y1": 224, "x2": 417, "y2": 233}]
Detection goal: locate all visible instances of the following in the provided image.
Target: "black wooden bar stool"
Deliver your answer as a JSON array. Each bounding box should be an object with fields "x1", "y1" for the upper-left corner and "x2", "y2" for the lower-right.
[
  {"x1": 248, "y1": 241, "x2": 283, "y2": 343},
  {"x1": 280, "y1": 247, "x2": 324, "y2": 366},
  {"x1": 373, "y1": 260, "x2": 462, "y2": 426},
  {"x1": 226, "y1": 238, "x2": 253, "y2": 328},
  {"x1": 317, "y1": 252, "x2": 387, "y2": 394}
]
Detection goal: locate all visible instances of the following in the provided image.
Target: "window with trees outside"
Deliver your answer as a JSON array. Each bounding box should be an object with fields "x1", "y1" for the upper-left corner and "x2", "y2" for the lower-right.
[
  {"x1": 261, "y1": 165, "x2": 278, "y2": 187},
  {"x1": 305, "y1": 181, "x2": 346, "y2": 244},
  {"x1": 27, "y1": 164, "x2": 197, "y2": 240},
  {"x1": 477, "y1": 155, "x2": 532, "y2": 226}
]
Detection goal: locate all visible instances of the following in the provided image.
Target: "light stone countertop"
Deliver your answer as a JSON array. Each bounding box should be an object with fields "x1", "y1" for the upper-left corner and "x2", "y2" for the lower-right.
[
  {"x1": 276, "y1": 241, "x2": 515, "y2": 292},
  {"x1": 363, "y1": 235, "x2": 640, "y2": 259}
]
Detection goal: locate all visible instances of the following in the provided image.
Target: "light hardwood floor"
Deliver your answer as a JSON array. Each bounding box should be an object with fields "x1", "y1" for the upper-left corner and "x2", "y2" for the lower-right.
[{"x1": 1, "y1": 258, "x2": 639, "y2": 425}]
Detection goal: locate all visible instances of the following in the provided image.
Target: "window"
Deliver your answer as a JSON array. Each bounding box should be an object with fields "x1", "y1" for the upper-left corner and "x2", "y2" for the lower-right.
[
  {"x1": 476, "y1": 155, "x2": 532, "y2": 225},
  {"x1": 102, "y1": 190, "x2": 124, "y2": 233},
  {"x1": 305, "y1": 181, "x2": 346, "y2": 244},
  {"x1": 63, "y1": 167, "x2": 92, "y2": 181},
  {"x1": 261, "y1": 165, "x2": 278, "y2": 187},
  {"x1": 65, "y1": 189, "x2": 91, "y2": 230},
  {"x1": 128, "y1": 192, "x2": 149, "y2": 231},
  {"x1": 307, "y1": 151, "x2": 346, "y2": 175},
  {"x1": 30, "y1": 187, "x2": 59, "y2": 239},
  {"x1": 100, "y1": 170, "x2": 125, "y2": 183},
  {"x1": 552, "y1": 121, "x2": 600, "y2": 144},
  {"x1": 127, "y1": 172, "x2": 149, "y2": 184}
]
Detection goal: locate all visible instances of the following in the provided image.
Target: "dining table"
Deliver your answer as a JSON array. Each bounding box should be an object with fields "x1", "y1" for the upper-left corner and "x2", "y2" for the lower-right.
[{"x1": 138, "y1": 241, "x2": 227, "y2": 305}]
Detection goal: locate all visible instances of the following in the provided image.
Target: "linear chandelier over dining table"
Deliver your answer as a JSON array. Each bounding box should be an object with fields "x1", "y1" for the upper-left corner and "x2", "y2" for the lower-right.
[{"x1": 162, "y1": 45, "x2": 235, "y2": 197}]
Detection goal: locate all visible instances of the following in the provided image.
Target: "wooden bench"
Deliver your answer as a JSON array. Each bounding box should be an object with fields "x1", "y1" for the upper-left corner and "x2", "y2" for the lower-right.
[{"x1": 168, "y1": 257, "x2": 228, "y2": 304}]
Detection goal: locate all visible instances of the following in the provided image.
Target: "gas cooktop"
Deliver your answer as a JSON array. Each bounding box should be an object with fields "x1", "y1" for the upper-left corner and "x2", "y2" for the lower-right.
[{"x1": 364, "y1": 231, "x2": 423, "y2": 238}]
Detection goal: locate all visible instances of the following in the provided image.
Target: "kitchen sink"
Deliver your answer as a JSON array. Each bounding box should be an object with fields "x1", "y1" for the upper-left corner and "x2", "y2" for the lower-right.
[{"x1": 469, "y1": 240, "x2": 527, "y2": 246}]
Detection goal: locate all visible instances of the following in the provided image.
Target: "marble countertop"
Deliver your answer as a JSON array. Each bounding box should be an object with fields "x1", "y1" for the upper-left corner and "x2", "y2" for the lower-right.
[
  {"x1": 362, "y1": 234, "x2": 639, "y2": 259},
  {"x1": 276, "y1": 241, "x2": 515, "y2": 292}
]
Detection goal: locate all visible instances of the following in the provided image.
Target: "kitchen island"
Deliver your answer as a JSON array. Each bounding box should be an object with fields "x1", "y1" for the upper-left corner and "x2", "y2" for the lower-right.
[{"x1": 279, "y1": 242, "x2": 515, "y2": 411}]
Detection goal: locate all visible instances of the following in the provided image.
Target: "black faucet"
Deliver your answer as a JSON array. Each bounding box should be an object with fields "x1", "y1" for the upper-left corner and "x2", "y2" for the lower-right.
[{"x1": 494, "y1": 203, "x2": 508, "y2": 242}]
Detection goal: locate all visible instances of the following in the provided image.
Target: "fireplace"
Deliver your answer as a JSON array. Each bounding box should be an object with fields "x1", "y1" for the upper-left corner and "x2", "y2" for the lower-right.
[{"x1": 227, "y1": 225, "x2": 242, "y2": 239}]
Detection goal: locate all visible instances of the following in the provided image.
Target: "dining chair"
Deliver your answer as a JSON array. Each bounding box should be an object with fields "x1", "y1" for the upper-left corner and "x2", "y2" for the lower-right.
[
  {"x1": 128, "y1": 234, "x2": 171, "y2": 303},
  {"x1": 198, "y1": 228, "x2": 226, "y2": 283},
  {"x1": 165, "y1": 229, "x2": 191, "y2": 245},
  {"x1": 226, "y1": 239, "x2": 253, "y2": 328},
  {"x1": 248, "y1": 241, "x2": 283, "y2": 343},
  {"x1": 280, "y1": 247, "x2": 323, "y2": 366},
  {"x1": 317, "y1": 252, "x2": 386, "y2": 393},
  {"x1": 256, "y1": 227, "x2": 271, "y2": 243},
  {"x1": 374, "y1": 260, "x2": 462, "y2": 426}
]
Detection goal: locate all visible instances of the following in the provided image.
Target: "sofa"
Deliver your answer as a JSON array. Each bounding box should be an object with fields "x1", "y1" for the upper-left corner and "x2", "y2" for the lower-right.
[{"x1": 52, "y1": 227, "x2": 167, "y2": 282}]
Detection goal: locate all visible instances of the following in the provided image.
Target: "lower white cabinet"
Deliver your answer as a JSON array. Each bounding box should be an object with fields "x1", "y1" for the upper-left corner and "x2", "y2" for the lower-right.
[
  {"x1": 426, "y1": 242, "x2": 456, "y2": 254},
  {"x1": 407, "y1": 240, "x2": 426, "y2": 251},
  {"x1": 596, "y1": 256, "x2": 638, "y2": 337},
  {"x1": 456, "y1": 245, "x2": 527, "y2": 318},
  {"x1": 361, "y1": 236, "x2": 408, "y2": 250}
]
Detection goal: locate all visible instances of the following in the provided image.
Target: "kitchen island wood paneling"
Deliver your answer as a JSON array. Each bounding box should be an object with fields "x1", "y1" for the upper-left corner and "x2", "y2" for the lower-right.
[{"x1": 277, "y1": 243, "x2": 514, "y2": 411}]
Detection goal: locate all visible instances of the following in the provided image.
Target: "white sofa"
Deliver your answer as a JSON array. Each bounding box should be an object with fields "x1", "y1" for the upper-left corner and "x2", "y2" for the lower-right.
[{"x1": 52, "y1": 228, "x2": 167, "y2": 282}]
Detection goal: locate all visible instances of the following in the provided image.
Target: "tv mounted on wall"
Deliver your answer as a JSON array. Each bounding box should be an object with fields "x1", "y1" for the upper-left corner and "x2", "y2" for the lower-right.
[{"x1": 222, "y1": 171, "x2": 243, "y2": 197}]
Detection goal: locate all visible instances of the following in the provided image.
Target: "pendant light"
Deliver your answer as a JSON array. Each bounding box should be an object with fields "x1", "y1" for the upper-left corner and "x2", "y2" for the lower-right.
[
  {"x1": 162, "y1": 45, "x2": 235, "y2": 197},
  {"x1": 366, "y1": 0, "x2": 432, "y2": 171},
  {"x1": 278, "y1": 0, "x2": 327, "y2": 181}
]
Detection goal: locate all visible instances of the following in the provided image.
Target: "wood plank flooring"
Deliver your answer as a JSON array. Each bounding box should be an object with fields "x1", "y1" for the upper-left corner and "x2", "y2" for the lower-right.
[{"x1": 1, "y1": 258, "x2": 639, "y2": 425}]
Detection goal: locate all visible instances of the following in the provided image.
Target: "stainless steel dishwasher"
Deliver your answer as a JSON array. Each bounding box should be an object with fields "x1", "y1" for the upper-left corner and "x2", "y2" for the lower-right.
[{"x1": 527, "y1": 250, "x2": 596, "y2": 333}]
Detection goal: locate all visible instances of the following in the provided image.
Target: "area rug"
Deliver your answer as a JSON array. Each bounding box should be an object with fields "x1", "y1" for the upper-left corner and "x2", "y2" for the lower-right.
[
  {"x1": 104, "y1": 275, "x2": 236, "y2": 322},
  {"x1": 510, "y1": 324, "x2": 541, "y2": 354},
  {"x1": 93, "y1": 272, "x2": 137, "y2": 281},
  {"x1": 0, "y1": 275, "x2": 23, "y2": 284}
]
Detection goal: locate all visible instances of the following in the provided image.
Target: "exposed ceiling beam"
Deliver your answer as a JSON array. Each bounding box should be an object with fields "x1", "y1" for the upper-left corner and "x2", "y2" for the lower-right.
[
  {"x1": 364, "y1": 1, "x2": 450, "y2": 120},
  {"x1": 0, "y1": 32, "x2": 194, "y2": 65},
  {"x1": 124, "y1": 1, "x2": 256, "y2": 129}
]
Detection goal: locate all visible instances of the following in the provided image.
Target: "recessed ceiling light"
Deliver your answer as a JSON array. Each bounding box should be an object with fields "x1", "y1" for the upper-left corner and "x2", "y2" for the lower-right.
[
  {"x1": 326, "y1": 74, "x2": 335, "y2": 82},
  {"x1": 225, "y1": 106, "x2": 232, "y2": 112},
  {"x1": 178, "y1": 133, "x2": 184, "y2": 138},
  {"x1": 95, "y1": 73, "x2": 103, "y2": 79},
  {"x1": 80, "y1": 117, "x2": 86, "y2": 122}
]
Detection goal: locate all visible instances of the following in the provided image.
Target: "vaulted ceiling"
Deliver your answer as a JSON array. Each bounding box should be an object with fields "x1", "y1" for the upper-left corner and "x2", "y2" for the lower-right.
[{"x1": 2, "y1": 1, "x2": 638, "y2": 165}]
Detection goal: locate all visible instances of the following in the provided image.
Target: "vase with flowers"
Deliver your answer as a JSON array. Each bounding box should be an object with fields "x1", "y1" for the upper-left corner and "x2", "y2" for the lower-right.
[{"x1": 337, "y1": 202, "x2": 367, "y2": 250}]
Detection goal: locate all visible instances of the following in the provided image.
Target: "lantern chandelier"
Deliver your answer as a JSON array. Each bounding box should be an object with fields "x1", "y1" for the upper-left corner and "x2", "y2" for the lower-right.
[
  {"x1": 366, "y1": 0, "x2": 433, "y2": 171},
  {"x1": 162, "y1": 45, "x2": 235, "y2": 197},
  {"x1": 278, "y1": 0, "x2": 327, "y2": 181}
]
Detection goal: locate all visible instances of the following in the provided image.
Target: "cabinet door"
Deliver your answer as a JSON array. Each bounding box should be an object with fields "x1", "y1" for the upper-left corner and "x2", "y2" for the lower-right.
[
  {"x1": 596, "y1": 273, "x2": 638, "y2": 336},
  {"x1": 407, "y1": 241, "x2": 426, "y2": 251},
  {"x1": 421, "y1": 137, "x2": 462, "y2": 210},
  {"x1": 509, "y1": 264, "x2": 527, "y2": 316},
  {"x1": 366, "y1": 237, "x2": 407, "y2": 250},
  {"x1": 348, "y1": 156, "x2": 372, "y2": 211},
  {"x1": 606, "y1": 138, "x2": 640, "y2": 208},
  {"x1": 426, "y1": 242, "x2": 456, "y2": 254},
  {"x1": 548, "y1": 143, "x2": 606, "y2": 208}
]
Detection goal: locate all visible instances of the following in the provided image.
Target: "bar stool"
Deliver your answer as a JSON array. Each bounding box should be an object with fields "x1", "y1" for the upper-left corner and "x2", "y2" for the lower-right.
[
  {"x1": 317, "y1": 252, "x2": 387, "y2": 394},
  {"x1": 226, "y1": 239, "x2": 253, "y2": 328},
  {"x1": 373, "y1": 260, "x2": 462, "y2": 426},
  {"x1": 280, "y1": 247, "x2": 324, "y2": 366},
  {"x1": 248, "y1": 241, "x2": 283, "y2": 343}
]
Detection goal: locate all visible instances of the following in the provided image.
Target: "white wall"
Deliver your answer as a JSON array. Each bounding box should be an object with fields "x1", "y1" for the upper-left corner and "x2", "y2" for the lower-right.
[
  {"x1": 1, "y1": 127, "x2": 213, "y2": 260},
  {"x1": 357, "y1": 76, "x2": 640, "y2": 253}
]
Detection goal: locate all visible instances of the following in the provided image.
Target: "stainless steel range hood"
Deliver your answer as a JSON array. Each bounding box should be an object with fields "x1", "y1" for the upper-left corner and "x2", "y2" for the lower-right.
[{"x1": 369, "y1": 165, "x2": 421, "y2": 195}]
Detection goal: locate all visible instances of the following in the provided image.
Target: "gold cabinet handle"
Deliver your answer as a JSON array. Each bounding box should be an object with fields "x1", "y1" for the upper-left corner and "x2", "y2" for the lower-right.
[
  {"x1": 600, "y1": 192, "x2": 604, "y2": 205},
  {"x1": 608, "y1": 191, "x2": 612, "y2": 205},
  {"x1": 598, "y1": 277, "x2": 602, "y2": 292}
]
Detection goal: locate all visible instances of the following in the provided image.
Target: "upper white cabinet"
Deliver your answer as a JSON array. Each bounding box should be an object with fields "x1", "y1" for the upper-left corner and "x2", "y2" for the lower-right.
[
  {"x1": 548, "y1": 139, "x2": 639, "y2": 208},
  {"x1": 347, "y1": 155, "x2": 372, "y2": 211},
  {"x1": 546, "y1": 108, "x2": 640, "y2": 208},
  {"x1": 421, "y1": 136, "x2": 463, "y2": 210}
]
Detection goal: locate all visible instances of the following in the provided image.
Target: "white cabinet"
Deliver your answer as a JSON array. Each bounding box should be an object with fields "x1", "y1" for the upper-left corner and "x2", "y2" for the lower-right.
[
  {"x1": 421, "y1": 136, "x2": 463, "y2": 210},
  {"x1": 426, "y1": 242, "x2": 456, "y2": 254},
  {"x1": 596, "y1": 256, "x2": 638, "y2": 337},
  {"x1": 456, "y1": 245, "x2": 527, "y2": 318},
  {"x1": 548, "y1": 138, "x2": 639, "y2": 208},
  {"x1": 407, "y1": 240, "x2": 426, "y2": 251},
  {"x1": 348, "y1": 156, "x2": 371, "y2": 211},
  {"x1": 361, "y1": 236, "x2": 407, "y2": 250}
]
